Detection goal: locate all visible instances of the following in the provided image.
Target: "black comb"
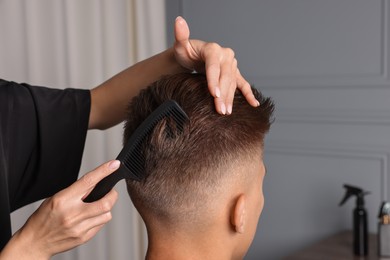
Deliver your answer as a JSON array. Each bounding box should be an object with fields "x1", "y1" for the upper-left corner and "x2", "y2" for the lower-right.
[{"x1": 84, "y1": 100, "x2": 189, "y2": 203}]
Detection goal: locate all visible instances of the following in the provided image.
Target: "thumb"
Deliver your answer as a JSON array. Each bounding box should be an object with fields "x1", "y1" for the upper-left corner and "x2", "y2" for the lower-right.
[{"x1": 174, "y1": 16, "x2": 190, "y2": 44}]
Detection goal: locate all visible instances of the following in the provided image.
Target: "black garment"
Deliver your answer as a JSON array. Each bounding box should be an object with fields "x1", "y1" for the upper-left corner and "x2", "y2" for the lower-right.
[{"x1": 0, "y1": 79, "x2": 90, "y2": 250}]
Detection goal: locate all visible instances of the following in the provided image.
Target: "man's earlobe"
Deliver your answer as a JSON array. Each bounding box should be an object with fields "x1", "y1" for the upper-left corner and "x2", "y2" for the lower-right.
[{"x1": 231, "y1": 194, "x2": 246, "y2": 234}]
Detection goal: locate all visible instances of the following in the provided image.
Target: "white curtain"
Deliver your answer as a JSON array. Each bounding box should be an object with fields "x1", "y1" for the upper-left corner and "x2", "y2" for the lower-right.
[{"x1": 0, "y1": 0, "x2": 167, "y2": 259}]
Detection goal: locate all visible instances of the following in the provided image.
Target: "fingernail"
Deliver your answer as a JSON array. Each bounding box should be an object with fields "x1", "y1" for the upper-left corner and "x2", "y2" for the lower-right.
[
  {"x1": 215, "y1": 87, "x2": 221, "y2": 98},
  {"x1": 109, "y1": 160, "x2": 120, "y2": 170},
  {"x1": 256, "y1": 100, "x2": 260, "y2": 107},
  {"x1": 176, "y1": 16, "x2": 184, "y2": 23},
  {"x1": 227, "y1": 104, "x2": 232, "y2": 115},
  {"x1": 221, "y1": 103, "x2": 226, "y2": 115}
]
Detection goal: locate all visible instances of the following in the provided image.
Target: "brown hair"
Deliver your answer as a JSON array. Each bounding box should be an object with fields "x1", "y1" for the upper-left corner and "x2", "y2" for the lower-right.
[{"x1": 124, "y1": 72, "x2": 274, "y2": 224}]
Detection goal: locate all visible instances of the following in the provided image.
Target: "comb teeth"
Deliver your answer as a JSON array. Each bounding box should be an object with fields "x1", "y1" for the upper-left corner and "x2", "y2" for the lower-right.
[
  {"x1": 117, "y1": 100, "x2": 189, "y2": 181},
  {"x1": 83, "y1": 100, "x2": 188, "y2": 203}
]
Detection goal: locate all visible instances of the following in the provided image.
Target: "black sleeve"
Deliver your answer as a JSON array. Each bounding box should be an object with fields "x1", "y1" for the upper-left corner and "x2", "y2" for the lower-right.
[{"x1": 0, "y1": 79, "x2": 90, "y2": 211}]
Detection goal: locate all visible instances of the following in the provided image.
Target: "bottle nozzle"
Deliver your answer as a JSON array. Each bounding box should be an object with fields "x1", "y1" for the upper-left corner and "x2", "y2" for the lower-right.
[{"x1": 339, "y1": 184, "x2": 370, "y2": 207}]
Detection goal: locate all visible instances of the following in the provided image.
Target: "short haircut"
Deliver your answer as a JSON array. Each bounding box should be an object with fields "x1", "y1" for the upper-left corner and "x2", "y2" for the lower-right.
[{"x1": 124, "y1": 72, "x2": 274, "y2": 225}]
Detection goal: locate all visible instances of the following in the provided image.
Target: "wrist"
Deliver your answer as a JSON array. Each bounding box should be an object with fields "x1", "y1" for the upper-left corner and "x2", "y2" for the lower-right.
[{"x1": 0, "y1": 228, "x2": 50, "y2": 260}]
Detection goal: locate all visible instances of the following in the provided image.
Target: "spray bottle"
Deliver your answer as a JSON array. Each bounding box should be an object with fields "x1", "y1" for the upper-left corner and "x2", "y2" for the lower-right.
[{"x1": 339, "y1": 184, "x2": 370, "y2": 256}]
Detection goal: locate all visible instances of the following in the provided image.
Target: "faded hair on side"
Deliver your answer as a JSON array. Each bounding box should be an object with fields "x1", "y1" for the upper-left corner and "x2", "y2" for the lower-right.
[{"x1": 124, "y1": 72, "x2": 274, "y2": 223}]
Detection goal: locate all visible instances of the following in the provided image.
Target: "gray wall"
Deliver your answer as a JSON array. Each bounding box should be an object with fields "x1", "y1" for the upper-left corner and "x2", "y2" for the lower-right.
[{"x1": 166, "y1": 1, "x2": 390, "y2": 259}]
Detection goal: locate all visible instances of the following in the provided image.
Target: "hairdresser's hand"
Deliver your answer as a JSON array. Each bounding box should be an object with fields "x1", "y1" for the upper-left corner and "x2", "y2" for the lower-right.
[
  {"x1": 0, "y1": 160, "x2": 119, "y2": 260},
  {"x1": 173, "y1": 16, "x2": 259, "y2": 115}
]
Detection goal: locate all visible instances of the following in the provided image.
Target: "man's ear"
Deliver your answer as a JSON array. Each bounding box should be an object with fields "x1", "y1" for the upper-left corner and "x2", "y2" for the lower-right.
[{"x1": 231, "y1": 194, "x2": 246, "y2": 234}]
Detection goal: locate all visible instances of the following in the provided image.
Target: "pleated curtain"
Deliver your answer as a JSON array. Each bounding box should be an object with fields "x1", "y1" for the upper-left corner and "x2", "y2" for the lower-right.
[{"x1": 0, "y1": 0, "x2": 167, "y2": 259}]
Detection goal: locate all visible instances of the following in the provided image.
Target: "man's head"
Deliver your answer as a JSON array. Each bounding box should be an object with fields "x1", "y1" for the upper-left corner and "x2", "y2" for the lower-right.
[{"x1": 124, "y1": 72, "x2": 274, "y2": 258}]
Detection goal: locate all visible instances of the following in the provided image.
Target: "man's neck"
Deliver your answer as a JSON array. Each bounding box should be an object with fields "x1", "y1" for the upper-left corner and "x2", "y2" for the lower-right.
[{"x1": 145, "y1": 231, "x2": 238, "y2": 260}]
